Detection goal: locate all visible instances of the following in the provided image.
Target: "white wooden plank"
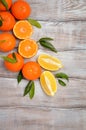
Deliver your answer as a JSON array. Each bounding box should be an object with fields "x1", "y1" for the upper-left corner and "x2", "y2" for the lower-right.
[
  {"x1": 0, "y1": 107, "x2": 86, "y2": 130},
  {"x1": 0, "y1": 50, "x2": 86, "y2": 78},
  {"x1": 0, "y1": 77, "x2": 86, "y2": 108}
]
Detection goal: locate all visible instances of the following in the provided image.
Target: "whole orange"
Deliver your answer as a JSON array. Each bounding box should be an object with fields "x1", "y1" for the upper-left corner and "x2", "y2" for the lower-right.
[
  {"x1": 0, "y1": 11, "x2": 16, "y2": 31},
  {"x1": 0, "y1": 0, "x2": 12, "y2": 11},
  {"x1": 11, "y1": 0, "x2": 31, "y2": 20},
  {"x1": 0, "y1": 32, "x2": 16, "y2": 52},
  {"x1": 22, "y1": 61, "x2": 42, "y2": 80},
  {"x1": 4, "y1": 52, "x2": 24, "y2": 72}
]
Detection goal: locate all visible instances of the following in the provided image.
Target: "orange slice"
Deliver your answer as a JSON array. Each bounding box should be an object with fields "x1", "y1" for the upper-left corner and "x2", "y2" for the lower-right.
[
  {"x1": 40, "y1": 71, "x2": 57, "y2": 96},
  {"x1": 18, "y1": 39, "x2": 38, "y2": 58},
  {"x1": 38, "y1": 54, "x2": 63, "y2": 71},
  {"x1": 13, "y1": 20, "x2": 33, "y2": 39}
]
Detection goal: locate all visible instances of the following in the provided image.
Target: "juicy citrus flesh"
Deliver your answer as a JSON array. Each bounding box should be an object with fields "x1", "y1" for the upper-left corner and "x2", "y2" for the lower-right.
[
  {"x1": 13, "y1": 20, "x2": 33, "y2": 39},
  {"x1": 18, "y1": 39, "x2": 38, "y2": 58},
  {"x1": 0, "y1": 32, "x2": 16, "y2": 52},
  {"x1": 40, "y1": 71, "x2": 57, "y2": 96},
  {"x1": 0, "y1": 11, "x2": 16, "y2": 31},
  {"x1": 22, "y1": 61, "x2": 42, "y2": 80},
  {"x1": 11, "y1": 0, "x2": 31, "y2": 20},
  {"x1": 4, "y1": 52, "x2": 24, "y2": 72},
  {"x1": 38, "y1": 54, "x2": 63, "y2": 71}
]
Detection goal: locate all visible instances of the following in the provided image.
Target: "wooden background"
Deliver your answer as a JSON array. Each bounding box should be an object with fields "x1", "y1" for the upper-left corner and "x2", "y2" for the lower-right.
[{"x1": 0, "y1": 0, "x2": 86, "y2": 130}]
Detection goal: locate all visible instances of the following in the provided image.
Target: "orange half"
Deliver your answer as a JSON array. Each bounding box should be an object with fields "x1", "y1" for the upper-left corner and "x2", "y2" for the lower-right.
[
  {"x1": 13, "y1": 20, "x2": 33, "y2": 39},
  {"x1": 18, "y1": 39, "x2": 38, "y2": 58}
]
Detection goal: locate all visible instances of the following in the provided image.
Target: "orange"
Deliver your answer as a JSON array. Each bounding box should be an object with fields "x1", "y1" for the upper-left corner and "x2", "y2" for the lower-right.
[
  {"x1": 0, "y1": 32, "x2": 16, "y2": 52},
  {"x1": 18, "y1": 39, "x2": 38, "y2": 58},
  {"x1": 40, "y1": 71, "x2": 57, "y2": 96},
  {"x1": 13, "y1": 20, "x2": 33, "y2": 39},
  {"x1": 22, "y1": 61, "x2": 42, "y2": 80},
  {"x1": 0, "y1": 0, "x2": 12, "y2": 11},
  {"x1": 38, "y1": 54, "x2": 63, "y2": 71},
  {"x1": 0, "y1": 11, "x2": 16, "y2": 31},
  {"x1": 4, "y1": 52, "x2": 24, "y2": 72},
  {"x1": 11, "y1": 0, "x2": 31, "y2": 20}
]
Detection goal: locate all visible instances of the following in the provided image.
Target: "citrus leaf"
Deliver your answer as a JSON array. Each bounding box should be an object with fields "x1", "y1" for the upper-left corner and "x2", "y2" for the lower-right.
[
  {"x1": 55, "y1": 72, "x2": 69, "y2": 81},
  {"x1": 12, "y1": 52, "x2": 17, "y2": 62},
  {"x1": 0, "y1": 55, "x2": 17, "y2": 63},
  {"x1": 0, "y1": 0, "x2": 8, "y2": 10},
  {"x1": 28, "y1": 18, "x2": 41, "y2": 28},
  {"x1": 17, "y1": 71, "x2": 23, "y2": 84},
  {"x1": 0, "y1": 20, "x2": 2, "y2": 26},
  {"x1": 39, "y1": 41, "x2": 57, "y2": 53},
  {"x1": 29, "y1": 81, "x2": 35, "y2": 99},
  {"x1": 39, "y1": 37, "x2": 53, "y2": 41},
  {"x1": 23, "y1": 81, "x2": 33, "y2": 96},
  {"x1": 58, "y1": 79, "x2": 66, "y2": 86}
]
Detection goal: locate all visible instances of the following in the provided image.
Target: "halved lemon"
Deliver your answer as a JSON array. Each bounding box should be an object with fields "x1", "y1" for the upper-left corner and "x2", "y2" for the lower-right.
[
  {"x1": 40, "y1": 71, "x2": 57, "y2": 96},
  {"x1": 38, "y1": 54, "x2": 63, "y2": 71},
  {"x1": 13, "y1": 20, "x2": 33, "y2": 39}
]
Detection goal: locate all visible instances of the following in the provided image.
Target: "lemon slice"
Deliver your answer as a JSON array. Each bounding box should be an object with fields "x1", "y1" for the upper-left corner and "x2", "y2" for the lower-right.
[
  {"x1": 40, "y1": 71, "x2": 57, "y2": 96},
  {"x1": 38, "y1": 54, "x2": 63, "y2": 71}
]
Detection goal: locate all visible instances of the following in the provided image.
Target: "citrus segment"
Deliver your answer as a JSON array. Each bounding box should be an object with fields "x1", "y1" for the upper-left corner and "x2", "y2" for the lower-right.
[
  {"x1": 38, "y1": 54, "x2": 63, "y2": 71},
  {"x1": 4, "y1": 52, "x2": 24, "y2": 72},
  {"x1": 40, "y1": 71, "x2": 57, "y2": 96},
  {"x1": 22, "y1": 61, "x2": 42, "y2": 80},
  {"x1": 13, "y1": 20, "x2": 33, "y2": 39},
  {"x1": 18, "y1": 39, "x2": 38, "y2": 58}
]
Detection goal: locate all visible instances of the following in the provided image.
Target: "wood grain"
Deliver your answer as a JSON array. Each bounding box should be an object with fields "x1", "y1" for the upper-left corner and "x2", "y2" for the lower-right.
[{"x1": 0, "y1": 0, "x2": 86, "y2": 130}]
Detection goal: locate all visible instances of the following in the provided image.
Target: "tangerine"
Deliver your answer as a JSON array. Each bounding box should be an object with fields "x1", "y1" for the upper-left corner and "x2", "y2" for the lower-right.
[
  {"x1": 4, "y1": 52, "x2": 24, "y2": 72},
  {"x1": 18, "y1": 39, "x2": 38, "y2": 58},
  {"x1": 0, "y1": 0, "x2": 12, "y2": 11},
  {"x1": 13, "y1": 20, "x2": 33, "y2": 39},
  {"x1": 22, "y1": 61, "x2": 42, "y2": 80},
  {"x1": 0, "y1": 11, "x2": 16, "y2": 31},
  {"x1": 11, "y1": 0, "x2": 31, "y2": 20},
  {"x1": 0, "y1": 32, "x2": 16, "y2": 52}
]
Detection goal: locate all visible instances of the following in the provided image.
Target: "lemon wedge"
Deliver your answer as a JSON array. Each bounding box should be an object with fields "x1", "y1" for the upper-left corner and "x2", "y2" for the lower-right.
[
  {"x1": 40, "y1": 71, "x2": 57, "y2": 96},
  {"x1": 38, "y1": 54, "x2": 63, "y2": 71}
]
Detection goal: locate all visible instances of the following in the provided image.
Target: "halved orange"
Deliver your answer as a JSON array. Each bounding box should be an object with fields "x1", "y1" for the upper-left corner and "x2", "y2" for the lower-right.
[
  {"x1": 40, "y1": 71, "x2": 57, "y2": 96},
  {"x1": 13, "y1": 20, "x2": 33, "y2": 39},
  {"x1": 18, "y1": 39, "x2": 38, "y2": 58},
  {"x1": 38, "y1": 54, "x2": 63, "y2": 71}
]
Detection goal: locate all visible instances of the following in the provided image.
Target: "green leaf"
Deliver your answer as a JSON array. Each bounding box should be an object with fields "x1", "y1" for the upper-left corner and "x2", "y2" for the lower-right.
[
  {"x1": 12, "y1": 53, "x2": 17, "y2": 62},
  {"x1": 0, "y1": 20, "x2": 2, "y2": 26},
  {"x1": 0, "y1": 55, "x2": 17, "y2": 63},
  {"x1": 17, "y1": 71, "x2": 23, "y2": 84},
  {"x1": 0, "y1": 40, "x2": 6, "y2": 43},
  {"x1": 39, "y1": 37, "x2": 53, "y2": 41},
  {"x1": 28, "y1": 18, "x2": 41, "y2": 28},
  {"x1": 39, "y1": 41, "x2": 57, "y2": 53},
  {"x1": 58, "y1": 79, "x2": 66, "y2": 86},
  {"x1": 0, "y1": 0, "x2": 8, "y2": 10},
  {"x1": 29, "y1": 81, "x2": 35, "y2": 99},
  {"x1": 55, "y1": 72, "x2": 69, "y2": 81},
  {"x1": 23, "y1": 81, "x2": 33, "y2": 96}
]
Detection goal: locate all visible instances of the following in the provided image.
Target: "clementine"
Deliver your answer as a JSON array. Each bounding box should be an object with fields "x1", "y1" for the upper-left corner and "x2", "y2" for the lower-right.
[
  {"x1": 22, "y1": 61, "x2": 42, "y2": 80},
  {"x1": 13, "y1": 20, "x2": 33, "y2": 39},
  {"x1": 0, "y1": 32, "x2": 16, "y2": 52},
  {"x1": 11, "y1": 0, "x2": 31, "y2": 20},
  {"x1": 0, "y1": 0, "x2": 12, "y2": 11},
  {"x1": 18, "y1": 39, "x2": 38, "y2": 58},
  {"x1": 4, "y1": 52, "x2": 24, "y2": 72},
  {"x1": 0, "y1": 11, "x2": 16, "y2": 31}
]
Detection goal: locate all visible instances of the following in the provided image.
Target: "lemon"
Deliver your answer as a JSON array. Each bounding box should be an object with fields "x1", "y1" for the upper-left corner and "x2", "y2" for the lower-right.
[
  {"x1": 38, "y1": 54, "x2": 63, "y2": 71},
  {"x1": 40, "y1": 71, "x2": 57, "y2": 96}
]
